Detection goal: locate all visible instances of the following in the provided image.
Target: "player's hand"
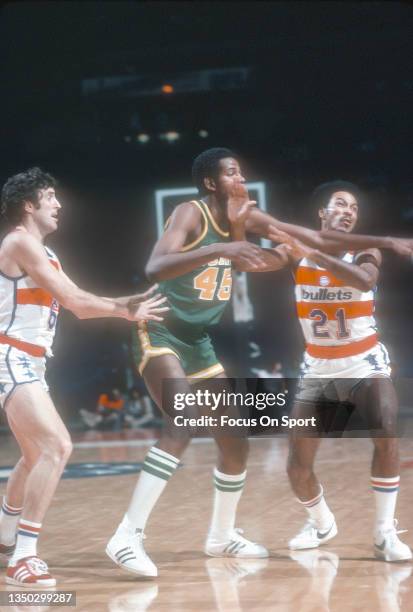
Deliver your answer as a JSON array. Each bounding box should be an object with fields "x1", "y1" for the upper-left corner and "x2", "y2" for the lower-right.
[
  {"x1": 389, "y1": 237, "x2": 413, "y2": 259},
  {"x1": 268, "y1": 226, "x2": 314, "y2": 261},
  {"x1": 115, "y1": 284, "x2": 160, "y2": 307},
  {"x1": 127, "y1": 293, "x2": 169, "y2": 322},
  {"x1": 134, "y1": 283, "x2": 160, "y2": 302},
  {"x1": 227, "y1": 182, "x2": 257, "y2": 225},
  {"x1": 223, "y1": 240, "x2": 267, "y2": 270}
]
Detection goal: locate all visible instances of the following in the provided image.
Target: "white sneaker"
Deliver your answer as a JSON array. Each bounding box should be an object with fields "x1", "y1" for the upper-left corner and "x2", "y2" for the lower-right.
[
  {"x1": 288, "y1": 517, "x2": 338, "y2": 550},
  {"x1": 205, "y1": 528, "x2": 269, "y2": 558},
  {"x1": 106, "y1": 527, "x2": 158, "y2": 577},
  {"x1": 374, "y1": 520, "x2": 413, "y2": 562}
]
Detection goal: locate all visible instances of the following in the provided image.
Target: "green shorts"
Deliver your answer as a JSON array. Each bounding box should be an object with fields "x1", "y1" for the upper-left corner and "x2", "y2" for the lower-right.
[{"x1": 133, "y1": 321, "x2": 224, "y2": 381}]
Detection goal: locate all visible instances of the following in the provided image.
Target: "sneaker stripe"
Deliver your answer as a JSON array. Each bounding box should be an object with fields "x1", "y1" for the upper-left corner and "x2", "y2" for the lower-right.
[
  {"x1": 116, "y1": 547, "x2": 133, "y2": 555},
  {"x1": 228, "y1": 541, "x2": 243, "y2": 554},
  {"x1": 375, "y1": 540, "x2": 386, "y2": 551},
  {"x1": 116, "y1": 547, "x2": 133, "y2": 556},
  {"x1": 117, "y1": 552, "x2": 136, "y2": 560},
  {"x1": 15, "y1": 568, "x2": 30, "y2": 581},
  {"x1": 227, "y1": 542, "x2": 239, "y2": 554},
  {"x1": 316, "y1": 523, "x2": 335, "y2": 539},
  {"x1": 118, "y1": 555, "x2": 137, "y2": 563},
  {"x1": 230, "y1": 541, "x2": 247, "y2": 555}
]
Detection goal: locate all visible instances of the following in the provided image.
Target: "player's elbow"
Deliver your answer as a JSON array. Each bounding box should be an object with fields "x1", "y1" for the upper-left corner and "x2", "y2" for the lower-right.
[
  {"x1": 145, "y1": 263, "x2": 159, "y2": 282},
  {"x1": 145, "y1": 259, "x2": 166, "y2": 282}
]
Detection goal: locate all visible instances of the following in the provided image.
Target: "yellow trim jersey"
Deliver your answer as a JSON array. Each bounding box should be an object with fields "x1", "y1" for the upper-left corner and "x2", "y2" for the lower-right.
[{"x1": 159, "y1": 200, "x2": 232, "y2": 338}]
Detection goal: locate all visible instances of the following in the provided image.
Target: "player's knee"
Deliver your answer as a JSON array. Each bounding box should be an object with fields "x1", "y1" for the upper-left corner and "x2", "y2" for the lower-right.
[
  {"x1": 42, "y1": 434, "x2": 72, "y2": 465},
  {"x1": 59, "y1": 437, "x2": 73, "y2": 463}
]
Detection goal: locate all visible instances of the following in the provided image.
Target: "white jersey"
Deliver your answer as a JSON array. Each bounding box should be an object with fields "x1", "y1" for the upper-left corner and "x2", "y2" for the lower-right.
[
  {"x1": 0, "y1": 245, "x2": 61, "y2": 356},
  {"x1": 295, "y1": 253, "x2": 379, "y2": 361}
]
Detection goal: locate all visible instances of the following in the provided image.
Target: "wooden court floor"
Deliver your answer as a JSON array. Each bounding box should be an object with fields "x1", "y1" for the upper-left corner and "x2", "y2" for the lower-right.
[{"x1": 0, "y1": 428, "x2": 412, "y2": 612}]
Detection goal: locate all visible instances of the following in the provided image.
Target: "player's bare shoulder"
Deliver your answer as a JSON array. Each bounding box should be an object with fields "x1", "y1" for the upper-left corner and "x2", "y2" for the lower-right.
[
  {"x1": 165, "y1": 200, "x2": 205, "y2": 247},
  {"x1": 0, "y1": 229, "x2": 52, "y2": 278},
  {"x1": 0, "y1": 229, "x2": 33, "y2": 276},
  {"x1": 168, "y1": 200, "x2": 203, "y2": 228}
]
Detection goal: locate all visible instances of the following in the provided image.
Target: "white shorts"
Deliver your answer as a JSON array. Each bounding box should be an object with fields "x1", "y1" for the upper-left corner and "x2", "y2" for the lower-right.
[
  {"x1": 300, "y1": 342, "x2": 391, "y2": 379},
  {"x1": 296, "y1": 342, "x2": 391, "y2": 404},
  {"x1": 0, "y1": 345, "x2": 48, "y2": 410}
]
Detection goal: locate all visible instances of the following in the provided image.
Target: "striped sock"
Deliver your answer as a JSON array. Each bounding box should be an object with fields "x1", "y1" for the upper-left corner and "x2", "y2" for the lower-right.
[
  {"x1": 371, "y1": 475, "x2": 400, "y2": 532},
  {"x1": 298, "y1": 485, "x2": 334, "y2": 529},
  {"x1": 122, "y1": 446, "x2": 180, "y2": 532},
  {"x1": 208, "y1": 469, "x2": 246, "y2": 541},
  {"x1": 0, "y1": 498, "x2": 23, "y2": 546},
  {"x1": 10, "y1": 519, "x2": 41, "y2": 564}
]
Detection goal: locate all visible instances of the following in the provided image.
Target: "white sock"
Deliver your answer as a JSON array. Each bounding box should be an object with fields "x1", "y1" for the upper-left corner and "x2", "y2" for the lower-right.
[
  {"x1": 120, "y1": 446, "x2": 179, "y2": 532},
  {"x1": 371, "y1": 475, "x2": 400, "y2": 533},
  {"x1": 208, "y1": 468, "x2": 246, "y2": 541},
  {"x1": 10, "y1": 519, "x2": 41, "y2": 564},
  {"x1": 0, "y1": 498, "x2": 22, "y2": 546},
  {"x1": 298, "y1": 485, "x2": 334, "y2": 529}
]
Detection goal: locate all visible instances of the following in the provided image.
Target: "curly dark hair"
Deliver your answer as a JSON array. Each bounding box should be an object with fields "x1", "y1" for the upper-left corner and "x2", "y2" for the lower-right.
[
  {"x1": 311, "y1": 180, "x2": 363, "y2": 211},
  {"x1": 192, "y1": 147, "x2": 237, "y2": 196},
  {"x1": 1, "y1": 167, "x2": 57, "y2": 225}
]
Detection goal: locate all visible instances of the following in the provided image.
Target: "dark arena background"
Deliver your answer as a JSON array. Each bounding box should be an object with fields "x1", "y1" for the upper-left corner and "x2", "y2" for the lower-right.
[{"x1": 0, "y1": 3, "x2": 413, "y2": 610}]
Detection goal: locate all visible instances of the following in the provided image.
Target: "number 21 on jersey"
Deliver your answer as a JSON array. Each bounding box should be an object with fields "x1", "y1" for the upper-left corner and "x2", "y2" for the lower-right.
[
  {"x1": 309, "y1": 307, "x2": 350, "y2": 339},
  {"x1": 193, "y1": 267, "x2": 232, "y2": 301}
]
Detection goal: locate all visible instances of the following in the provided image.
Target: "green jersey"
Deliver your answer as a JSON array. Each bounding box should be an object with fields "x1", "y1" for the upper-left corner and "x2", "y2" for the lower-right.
[{"x1": 159, "y1": 199, "x2": 232, "y2": 337}]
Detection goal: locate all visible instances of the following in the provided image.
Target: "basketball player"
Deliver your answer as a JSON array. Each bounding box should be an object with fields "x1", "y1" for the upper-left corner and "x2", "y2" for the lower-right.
[
  {"x1": 239, "y1": 180, "x2": 412, "y2": 562},
  {"x1": 0, "y1": 167, "x2": 169, "y2": 587},
  {"x1": 106, "y1": 148, "x2": 412, "y2": 578},
  {"x1": 106, "y1": 148, "x2": 272, "y2": 578}
]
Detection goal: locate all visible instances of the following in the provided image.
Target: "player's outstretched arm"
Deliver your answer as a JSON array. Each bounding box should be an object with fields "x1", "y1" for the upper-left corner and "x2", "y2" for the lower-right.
[
  {"x1": 270, "y1": 228, "x2": 380, "y2": 290},
  {"x1": 245, "y1": 208, "x2": 412, "y2": 257},
  {"x1": 237, "y1": 246, "x2": 292, "y2": 272},
  {"x1": 7, "y1": 232, "x2": 168, "y2": 321},
  {"x1": 145, "y1": 201, "x2": 267, "y2": 281}
]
